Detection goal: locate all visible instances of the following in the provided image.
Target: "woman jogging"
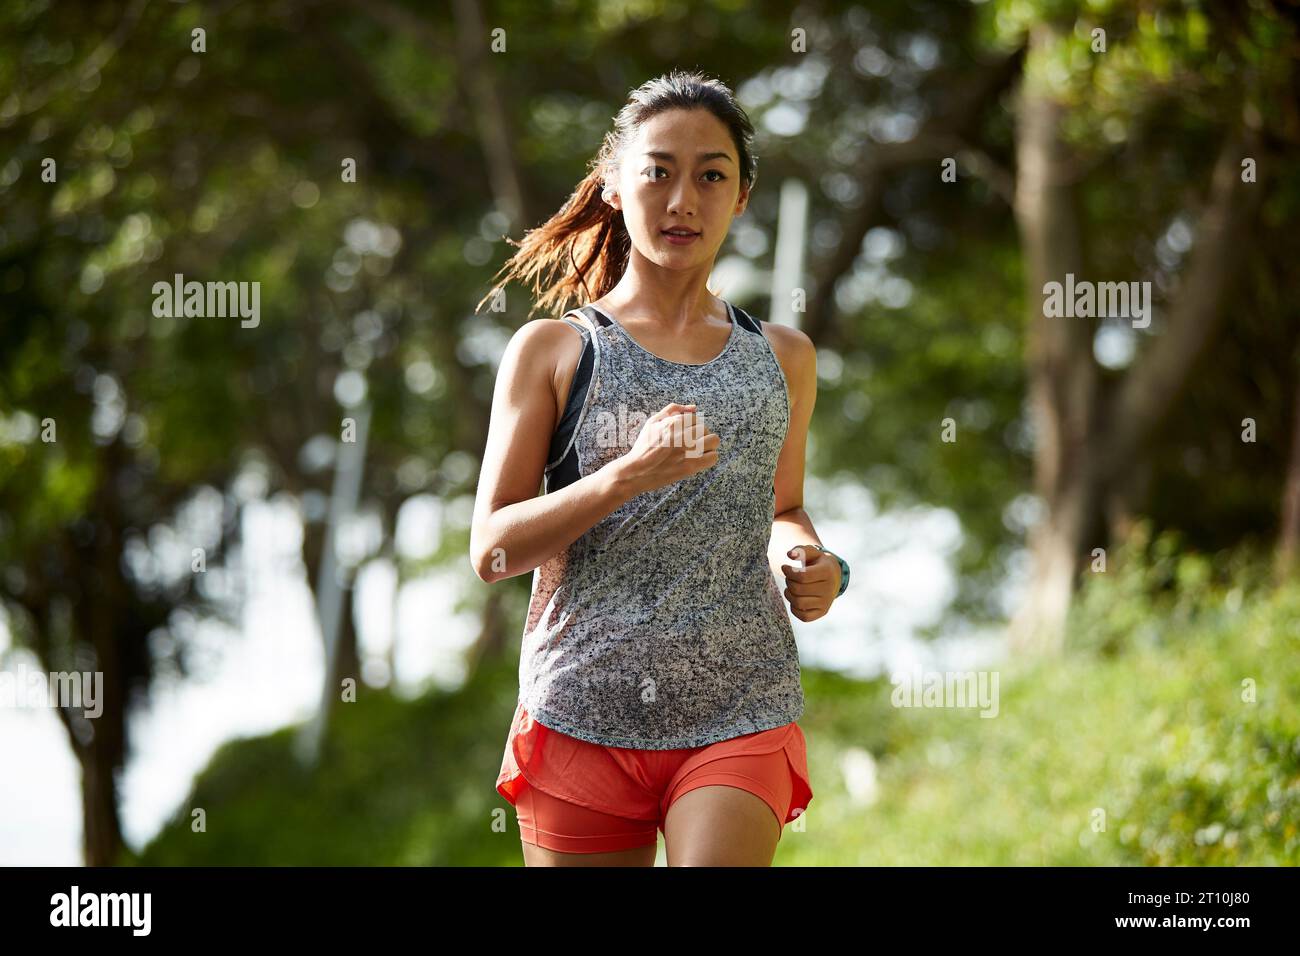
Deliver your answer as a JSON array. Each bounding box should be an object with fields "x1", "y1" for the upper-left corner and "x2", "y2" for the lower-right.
[{"x1": 470, "y1": 70, "x2": 850, "y2": 867}]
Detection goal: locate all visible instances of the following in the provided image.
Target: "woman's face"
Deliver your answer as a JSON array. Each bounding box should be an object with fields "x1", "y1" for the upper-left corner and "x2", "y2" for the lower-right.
[{"x1": 605, "y1": 108, "x2": 749, "y2": 270}]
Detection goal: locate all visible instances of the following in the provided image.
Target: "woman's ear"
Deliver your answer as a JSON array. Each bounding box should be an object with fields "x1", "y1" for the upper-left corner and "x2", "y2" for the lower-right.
[
  {"x1": 602, "y1": 183, "x2": 621, "y2": 211},
  {"x1": 735, "y1": 181, "x2": 751, "y2": 216}
]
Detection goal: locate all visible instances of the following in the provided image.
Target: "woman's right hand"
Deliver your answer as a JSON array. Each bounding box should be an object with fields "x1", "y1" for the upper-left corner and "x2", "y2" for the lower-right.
[{"x1": 614, "y1": 402, "x2": 720, "y2": 494}]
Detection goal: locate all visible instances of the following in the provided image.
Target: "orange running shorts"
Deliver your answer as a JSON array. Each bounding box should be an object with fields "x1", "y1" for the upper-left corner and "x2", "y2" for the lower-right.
[{"x1": 495, "y1": 700, "x2": 813, "y2": 854}]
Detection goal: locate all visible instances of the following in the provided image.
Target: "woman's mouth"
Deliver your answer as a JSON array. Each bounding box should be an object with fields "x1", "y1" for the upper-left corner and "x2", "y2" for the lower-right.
[{"x1": 661, "y1": 228, "x2": 700, "y2": 245}]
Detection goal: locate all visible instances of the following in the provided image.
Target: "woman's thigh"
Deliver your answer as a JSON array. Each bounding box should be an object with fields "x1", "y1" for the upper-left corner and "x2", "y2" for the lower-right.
[
  {"x1": 662, "y1": 785, "x2": 781, "y2": 866},
  {"x1": 662, "y1": 748, "x2": 793, "y2": 866}
]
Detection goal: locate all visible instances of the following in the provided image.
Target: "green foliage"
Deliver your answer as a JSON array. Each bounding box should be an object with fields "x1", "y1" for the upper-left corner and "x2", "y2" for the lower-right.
[
  {"x1": 131, "y1": 652, "x2": 528, "y2": 867},
  {"x1": 1067, "y1": 519, "x2": 1276, "y2": 657},
  {"x1": 783, "y1": 541, "x2": 1300, "y2": 865}
]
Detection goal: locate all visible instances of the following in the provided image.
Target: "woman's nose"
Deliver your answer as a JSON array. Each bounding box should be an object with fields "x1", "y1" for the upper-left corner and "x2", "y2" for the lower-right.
[{"x1": 667, "y1": 185, "x2": 697, "y2": 218}]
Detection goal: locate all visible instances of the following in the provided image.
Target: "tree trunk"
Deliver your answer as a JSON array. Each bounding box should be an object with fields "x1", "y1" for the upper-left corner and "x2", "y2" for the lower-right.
[
  {"x1": 1105, "y1": 457, "x2": 1151, "y2": 547},
  {"x1": 1008, "y1": 22, "x2": 1102, "y2": 656},
  {"x1": 1008, "y1": 26, "x2": 1262, "y2": 655},
  {"x1": 300, "y1": 511, "x2": 359, "y2": 726},
  {"x1": 78, "y1": 722, "x2": 126, "y2": 866},
  {"x1": 81, "y1": 462, "x2": 133, "y2": 865},
  {"x1": 465, "y1": 586, "x2": 509, "y2": 681},
  {"x1": 1276, "y1": 375, "x2": 1300, "y2": 581},
  {"x1": 450, "y1": 0, "x2": 529, "y2": 233},
  {"x1": 327, "y1": 581, "x2": 360, "y2": 714}
]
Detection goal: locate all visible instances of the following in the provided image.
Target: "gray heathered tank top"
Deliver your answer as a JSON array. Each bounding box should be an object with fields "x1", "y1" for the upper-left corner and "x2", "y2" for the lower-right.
[{"x1": 517, "y1": 298, "x2": 805, "y2": 749}]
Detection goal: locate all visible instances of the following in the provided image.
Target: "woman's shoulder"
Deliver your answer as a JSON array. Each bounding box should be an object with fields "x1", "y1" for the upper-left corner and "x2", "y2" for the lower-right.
[
  {"x1": 496, "y1": 315, "x2": 591, "y2": 414},
  {"x1": 757, "y1": 317, "x2": 812, "y2": 349},
  {"x1": 758, "y1": 320, "x2": 816, "y2": 392},
  {"x1": 761, "y1": 320, "x2": 814, "y2": 357},
  {"x1": 505, "y1": 312, "x2": 589, "y2": 356}
]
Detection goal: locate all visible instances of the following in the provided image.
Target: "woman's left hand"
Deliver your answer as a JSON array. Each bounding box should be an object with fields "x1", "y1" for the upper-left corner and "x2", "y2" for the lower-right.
[{"x1": 779, "y1": 546, "x2": 841, "y2": 622}]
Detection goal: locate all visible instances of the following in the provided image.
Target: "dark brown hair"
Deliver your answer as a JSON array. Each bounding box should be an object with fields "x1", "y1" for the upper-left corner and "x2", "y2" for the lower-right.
[{"x1": 476, "y1": 69, "x2": 758, "y2": 320}]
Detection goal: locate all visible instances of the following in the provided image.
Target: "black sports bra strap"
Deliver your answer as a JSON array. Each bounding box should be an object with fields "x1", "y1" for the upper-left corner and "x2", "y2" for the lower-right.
[{"x1": 731, "y1": 304, "x2": 763, "y2": 336}]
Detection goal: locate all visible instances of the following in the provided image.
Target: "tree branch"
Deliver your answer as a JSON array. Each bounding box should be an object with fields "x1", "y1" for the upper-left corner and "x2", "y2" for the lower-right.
[
  {"x1": 1097, "y1": 126, "x2": 1266, "y2": 483},
  {"x1": 803, "y1": 44, "x2": 1026, "y2": 346}
]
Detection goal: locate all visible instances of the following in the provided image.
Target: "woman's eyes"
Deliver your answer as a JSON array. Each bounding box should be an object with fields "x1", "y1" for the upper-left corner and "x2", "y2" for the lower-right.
[{"x1": 645, "y1": 166, "x2": 726, "y2": 182}]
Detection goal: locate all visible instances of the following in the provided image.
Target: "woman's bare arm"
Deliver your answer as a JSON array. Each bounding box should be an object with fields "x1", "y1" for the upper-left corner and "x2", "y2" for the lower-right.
[
  {"x1": 469, "y1": 319, "x2": 645, "y2": 583},
  {"x1": 766, "y1": 322, "x2": 822, "y2": 564},
  {"x1": 766, "y1": 322, "x2": 842, "y2": 620}
]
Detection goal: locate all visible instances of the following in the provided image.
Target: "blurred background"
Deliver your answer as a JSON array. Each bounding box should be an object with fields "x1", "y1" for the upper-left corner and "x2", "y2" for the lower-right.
[{"x1": 2, "y1": 0, "x2": 1298, "y2": 866}]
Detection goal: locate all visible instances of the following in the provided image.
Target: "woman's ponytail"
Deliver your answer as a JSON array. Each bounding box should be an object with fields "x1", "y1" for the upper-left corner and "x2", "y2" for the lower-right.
[{"x1": 476, "y1": 132, "x2": 630, "y2": 320}]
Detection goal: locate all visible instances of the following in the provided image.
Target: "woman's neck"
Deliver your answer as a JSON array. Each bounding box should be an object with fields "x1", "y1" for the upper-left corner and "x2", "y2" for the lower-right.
[{"x1": 601, "y1": 277, "x2": 724, "y2": 333}]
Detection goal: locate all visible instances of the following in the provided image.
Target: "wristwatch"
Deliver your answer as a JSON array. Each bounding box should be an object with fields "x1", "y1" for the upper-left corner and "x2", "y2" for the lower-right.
[{"x1": 803, "y1": 544, "x2": 850, "y2": 597}]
